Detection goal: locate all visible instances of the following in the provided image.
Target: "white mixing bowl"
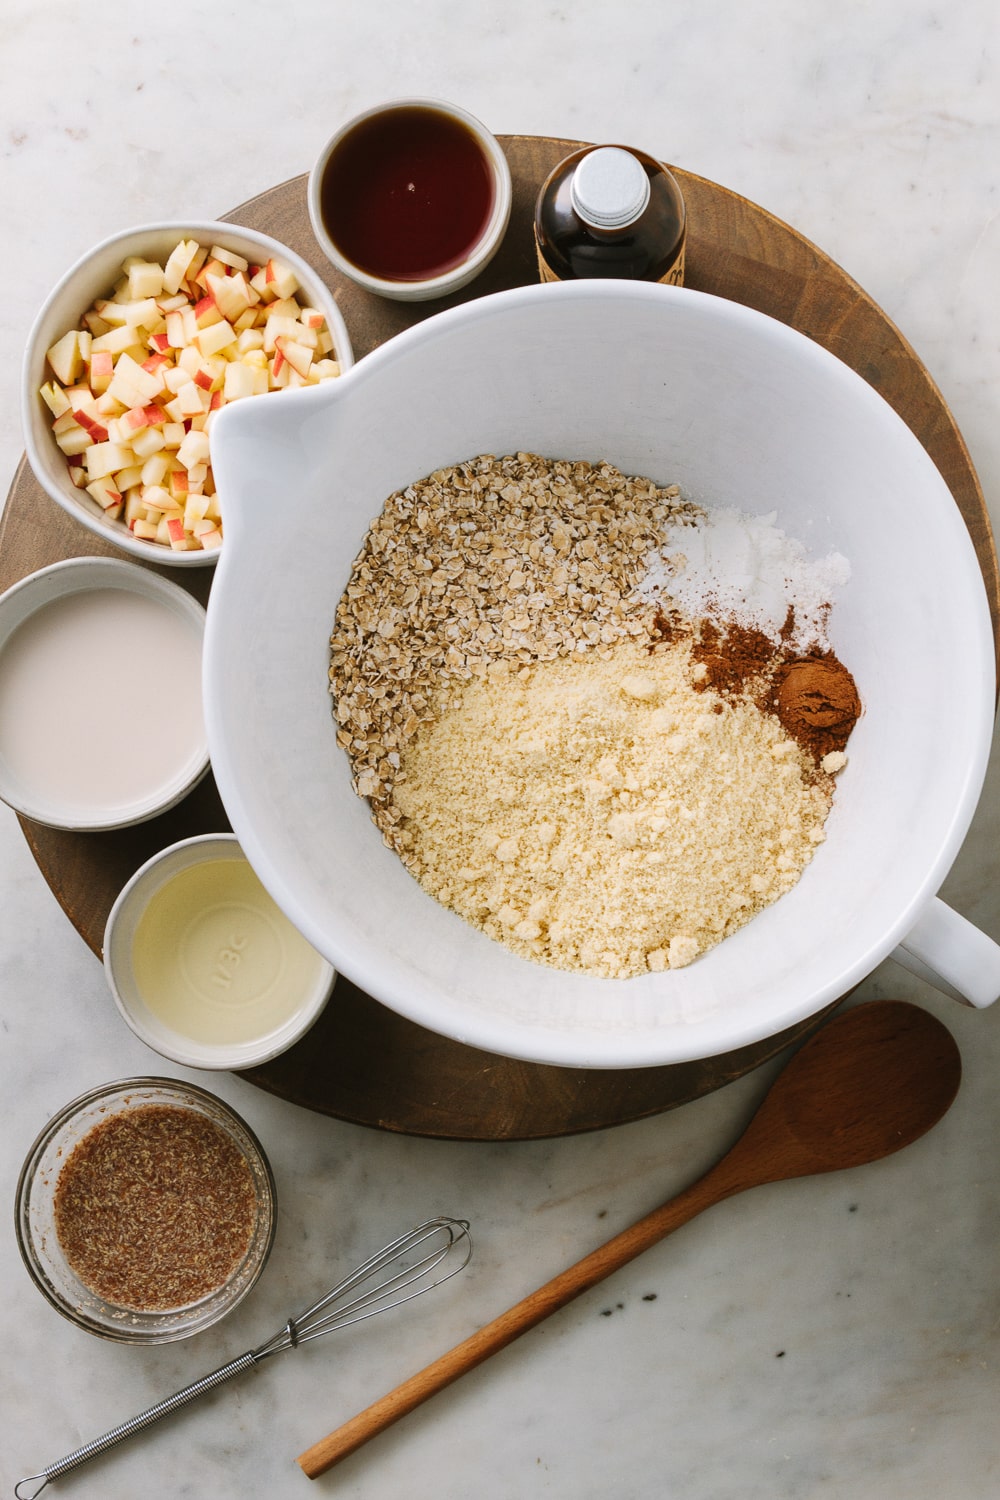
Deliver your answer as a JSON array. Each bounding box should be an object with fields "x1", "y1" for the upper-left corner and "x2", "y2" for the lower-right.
[{"x1": 204, "y1": 281, "x2": 999, "y2": 1068}]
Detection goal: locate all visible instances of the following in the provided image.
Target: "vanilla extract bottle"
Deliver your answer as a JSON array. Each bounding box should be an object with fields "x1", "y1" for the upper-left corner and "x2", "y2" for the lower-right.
[{"x1": 534, "y1": 144, "x2": 686, "y2": 285}]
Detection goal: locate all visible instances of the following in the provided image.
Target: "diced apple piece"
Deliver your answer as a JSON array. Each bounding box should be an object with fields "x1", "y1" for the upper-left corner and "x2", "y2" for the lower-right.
[
  {"x1": 86, "y1": 475, "x2": 123, "y2": 511},
  {"x1": 210, "y1": 244, "x2": 249, "y2": 271},
  {"x1": 274, "y1": 336, "x2": 314, "y2": 378},
  {"x1": 162, "y1": 365, "x2": 192, "y2": 395},
  {"x1": 184, "y1": 493, "x2": 211, "y2": 528},
  {"x1": 40, "y1": 382, "x2": 71, "y2": 418},
  {"x1": 176, "y1": 428, "x2": 210, "y2": 470},
  {"x1": 262, "y1": 312, "x2": 303, "y2": 353},
  {"x1": 193, "y1": 293, "x2": 222, "y2": 330},
  {"x1": 198, "y1": 525, "x2": 223, "y2": 550},
  {"x1": 85, "y1": 441, "x2": 134, "y2": 480},
  {"x1": 165, "y1": 309, "x2": 190, "y2": 349},
  {"x1": 124, "y1": 490, "x2": 146, "y2": 526},
  {"x1": 130, "y1": 426, "x2": 166, "y2": 459},
  {"x1": 114, "y1": 463, "x2": 144, "y2": 492},
  {"x1": 177, "y1": 381, "x2": 210, "y2": 417},
  {"x1": 46, "y1": 329, "x2": 85, "y2": 385},
  {"x1": 140, "y1": 453, "x2": 170, "y2": 486},
  {"x1": 54, "y1": 424, "x2": 90, "y2": 455},
  {"x1": 106, "y1": 352, "x2": 163, "y2": 408},
  {"x1": 236, "y1": 327, "x2": 265, "y2": 355},
  {"x1": 141, "y1": 483, "x2": 173, "y2": 511},
  {"x1": 195, "y1": 319, "x2": 237, "y2": 358},
  {"x1": 298, "y1": 307, "x2": 326, "y2": 330},
  {"x1": 162, "y1": 239, "x2": 201, "y2": 295},
  {"x1": 102, "y1": 296, "x2": 160, "y2": 330},
  {"x1": 193, "y1": 256, "x2": 226, "y2": 292},
  {"x1": 312, "y1": 358, "x2": 341, "y2": 380},
  {"x1": 89, "y1": 349, "x2": 115, "y2": 392},
  {"x1": 206, "y1": 270, "x2": 254, "y2": 323},
  {"x1": 91, "y1": 324, "x2": 143, "y2": 357},
  {"x1": 265, "y1": 258, "x2": 299, "y2": 298},
  {"x1": 82, "y1": 309, "x2": 112, "y2": 337},
  {"x1": 127, "y1": 260, "x2": 165, "y2": 299},
  {"x1": 132, "y1": 518, "x2": 159, "y2": 541},
  {"x1": 94, "y1": 393, "x2": 126, "y2": 417},
  {"x1": 73, "y1": 409, "x2": 109, "y2": 442},
  {"x1": 223, "y1": 361, "x2": 255, "y2": 401}
]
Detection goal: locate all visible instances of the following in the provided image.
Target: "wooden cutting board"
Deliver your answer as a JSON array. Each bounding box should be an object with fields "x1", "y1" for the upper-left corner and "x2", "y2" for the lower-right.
[{"x1": 2, "y1": 136, "x2": 996, "y2": 1139}]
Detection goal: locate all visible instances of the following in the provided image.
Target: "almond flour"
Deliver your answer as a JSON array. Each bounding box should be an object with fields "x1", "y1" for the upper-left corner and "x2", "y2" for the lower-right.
[{"x1": 392, "y1": 639, "x2": 831, "y2": 977}]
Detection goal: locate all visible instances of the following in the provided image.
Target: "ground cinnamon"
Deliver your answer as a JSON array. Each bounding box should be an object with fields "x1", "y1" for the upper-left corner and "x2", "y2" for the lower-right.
[
  {"x1": 675, "y1": 611, "x2": 861, "y2": 766},
  {"x1": 768, "y1": 654, "x2": 861, "y2": 761}
]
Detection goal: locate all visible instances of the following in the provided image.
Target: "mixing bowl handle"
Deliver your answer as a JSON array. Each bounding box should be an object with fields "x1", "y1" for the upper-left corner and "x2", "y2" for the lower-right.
[{"x1": 891, "y1": 896, "x2": 1000, "y2": 1008}]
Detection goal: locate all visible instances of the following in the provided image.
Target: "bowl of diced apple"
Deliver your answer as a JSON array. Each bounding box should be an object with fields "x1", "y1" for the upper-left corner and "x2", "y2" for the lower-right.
[{"x1": 22, "y1": 221, "x2": 354, "y2": 567}]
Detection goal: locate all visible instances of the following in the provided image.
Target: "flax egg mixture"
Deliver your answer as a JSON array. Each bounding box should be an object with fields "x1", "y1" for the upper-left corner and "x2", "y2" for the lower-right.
[
  {"x1": 54, "y1": 1104, "x2": 256, "y2": 1312},
  {"x1": 328, "y1": 454, "x2": 861, "y2": 978}
]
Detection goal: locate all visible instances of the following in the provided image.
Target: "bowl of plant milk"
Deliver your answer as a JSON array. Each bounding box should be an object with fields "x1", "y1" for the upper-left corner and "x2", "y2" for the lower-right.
[{"x1": 0, "y1": 556, "x2": 208, "y2": 829}]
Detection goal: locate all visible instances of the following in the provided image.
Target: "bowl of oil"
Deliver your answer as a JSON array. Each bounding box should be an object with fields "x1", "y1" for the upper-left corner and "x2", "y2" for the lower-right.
[{"x1": 104, "y1": 833, "x2": 336, "y2": 1069}]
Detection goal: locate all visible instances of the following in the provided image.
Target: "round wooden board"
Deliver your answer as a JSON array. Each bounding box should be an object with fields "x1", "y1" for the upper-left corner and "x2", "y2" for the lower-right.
[{"x1": 3, "y1": 137, "x2": 997, "y2": 1140}]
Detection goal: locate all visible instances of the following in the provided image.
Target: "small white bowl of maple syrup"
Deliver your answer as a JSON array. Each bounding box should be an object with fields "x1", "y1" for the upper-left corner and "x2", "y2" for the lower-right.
[{"x1": 308, "y1": 97, "x2": 512, "y2": 301}]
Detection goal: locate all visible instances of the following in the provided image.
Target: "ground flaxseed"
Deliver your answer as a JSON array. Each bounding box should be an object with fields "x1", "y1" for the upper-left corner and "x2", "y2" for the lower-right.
[{"x1": 53, "y1": 1104, "x2": 256, "y2": 1312}]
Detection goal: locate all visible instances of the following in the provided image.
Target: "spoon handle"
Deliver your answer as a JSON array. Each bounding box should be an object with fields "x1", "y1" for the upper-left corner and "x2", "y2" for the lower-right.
[{"x1": 298, "y1": 1167, "x2": 736, "y2": 1478}]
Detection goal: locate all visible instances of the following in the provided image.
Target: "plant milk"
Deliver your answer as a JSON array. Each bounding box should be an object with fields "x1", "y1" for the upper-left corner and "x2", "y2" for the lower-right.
[{"x1": 0, "y1": 586, "x2": 204, "y2": 813}]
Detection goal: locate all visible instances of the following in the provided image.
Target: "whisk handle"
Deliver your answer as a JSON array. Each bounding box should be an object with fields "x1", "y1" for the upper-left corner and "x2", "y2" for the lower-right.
[{"x1": 15, "y1": 1350, "x2": 259, "y2": 1498}]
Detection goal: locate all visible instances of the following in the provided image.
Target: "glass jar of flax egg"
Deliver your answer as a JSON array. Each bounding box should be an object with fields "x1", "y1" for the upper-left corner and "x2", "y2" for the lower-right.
[{"x1": 534, "y1": 145, "x2": 686, "y2": 285}]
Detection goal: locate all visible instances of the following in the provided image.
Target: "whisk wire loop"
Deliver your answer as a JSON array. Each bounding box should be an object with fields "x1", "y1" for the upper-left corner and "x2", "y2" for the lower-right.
[{"x1": 252, "y1": 1217, "x2": 471, "y2": 1360}]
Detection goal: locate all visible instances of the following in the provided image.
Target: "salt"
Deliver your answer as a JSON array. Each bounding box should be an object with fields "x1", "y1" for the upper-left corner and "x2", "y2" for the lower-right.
[{"x1": 639, "y1": 508, "x2": 850, "y2": 650}]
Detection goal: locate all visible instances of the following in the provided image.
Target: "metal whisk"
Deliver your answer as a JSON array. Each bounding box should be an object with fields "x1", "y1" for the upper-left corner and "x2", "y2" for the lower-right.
[{"x1": 15, "y1": 1216, "x2": 471, "y2": 1499}]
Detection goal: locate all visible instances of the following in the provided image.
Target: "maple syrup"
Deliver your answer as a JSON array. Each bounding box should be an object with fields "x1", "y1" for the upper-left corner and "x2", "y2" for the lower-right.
[
  {"x1": 318, "y1": 104, "x2": 496, "y2": 282},
  {"x1": 534, "y1": 145, "x2": 686, "y2": 285}
]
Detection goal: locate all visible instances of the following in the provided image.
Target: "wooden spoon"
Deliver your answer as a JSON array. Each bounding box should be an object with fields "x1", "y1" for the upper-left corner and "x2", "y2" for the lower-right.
[{"x1": 298, "y1": 999, "x2": 961, "y2": 1478}]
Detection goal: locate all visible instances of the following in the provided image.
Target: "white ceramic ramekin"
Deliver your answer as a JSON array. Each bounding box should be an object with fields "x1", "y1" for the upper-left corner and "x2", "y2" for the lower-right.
[
  {"x1": 308, "y1": 98, "x2": 512, "y2": 302},
  {"x1": 0, "y1": 556, "x2": 208, "y2": 830},
  {"x1": 22, "y1": 220, "x2": 354, "y2": 566},
  {"x1": 104, "y1": 834, "x2": 336, "y2": 1070}
]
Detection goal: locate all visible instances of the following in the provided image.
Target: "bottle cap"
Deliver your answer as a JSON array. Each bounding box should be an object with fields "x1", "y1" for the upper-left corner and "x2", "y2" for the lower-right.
[{"x1": 570, "y1": 147, "x2": 651, "y2": 229}]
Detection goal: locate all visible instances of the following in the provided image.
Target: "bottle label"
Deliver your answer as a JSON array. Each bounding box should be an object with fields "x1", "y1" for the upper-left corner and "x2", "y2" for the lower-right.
[
  {"x1": 536, "y1": 243, "x2": 561, "y2": 284},
  {"x1": 535, "y1": 231, "x2": 685, "y2": 286}
]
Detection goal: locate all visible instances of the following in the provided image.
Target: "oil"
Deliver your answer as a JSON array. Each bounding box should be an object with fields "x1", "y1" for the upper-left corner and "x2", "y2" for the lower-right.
[
  {"x1": 131, "y1": 857, "x2": 329, "y2": 1046},
  {"x1": 318, "y1": 104, "x2": 495, "y2": 281},
  {"x1": 534, "y1": 145, "x2": 686, "y2": 285}
]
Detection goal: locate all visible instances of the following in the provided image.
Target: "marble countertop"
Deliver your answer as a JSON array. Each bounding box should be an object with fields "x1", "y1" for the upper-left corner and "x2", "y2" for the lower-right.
[{"x1": 2, "y1": 4, "x2": 999, "y2": 1497}]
